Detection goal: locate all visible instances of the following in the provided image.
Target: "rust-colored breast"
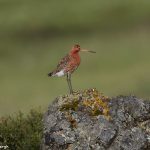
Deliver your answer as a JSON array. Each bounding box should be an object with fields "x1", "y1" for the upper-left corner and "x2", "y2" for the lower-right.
[{"x1": 65, "y1": 53, "x2": 81, "y2": 74}]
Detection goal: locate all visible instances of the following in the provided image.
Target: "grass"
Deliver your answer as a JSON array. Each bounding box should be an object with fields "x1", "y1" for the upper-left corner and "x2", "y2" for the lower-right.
[{"x1": 0, "y1": 0, "x2": 150, "y2": 116}]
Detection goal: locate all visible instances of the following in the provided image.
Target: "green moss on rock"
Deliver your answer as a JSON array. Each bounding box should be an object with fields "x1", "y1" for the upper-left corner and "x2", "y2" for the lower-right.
[{"x1": 59, "y1": 88, "x2": 110, "y2": 119}]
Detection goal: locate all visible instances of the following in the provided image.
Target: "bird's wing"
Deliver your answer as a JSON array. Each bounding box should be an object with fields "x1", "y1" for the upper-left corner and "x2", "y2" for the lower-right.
[{"x1": 55, "y1": 54, "x2": 70, "y2": 72}]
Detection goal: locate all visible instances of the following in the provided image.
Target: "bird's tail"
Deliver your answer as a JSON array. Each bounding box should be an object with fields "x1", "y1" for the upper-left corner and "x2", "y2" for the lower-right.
[{"x1": 48, "y1": 72, "x2": 53, "y2": 77}]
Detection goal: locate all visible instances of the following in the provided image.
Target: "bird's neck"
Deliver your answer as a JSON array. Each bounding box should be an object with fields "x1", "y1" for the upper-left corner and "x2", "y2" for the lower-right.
[{"x1": 70, "y1": 52, "x2": 80, "y2": 64}]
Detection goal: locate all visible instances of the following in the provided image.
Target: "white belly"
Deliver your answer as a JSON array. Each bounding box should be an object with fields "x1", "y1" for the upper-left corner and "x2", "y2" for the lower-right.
[{"x1": 54, "y1": 70, "x2": 65, "y2": 77}]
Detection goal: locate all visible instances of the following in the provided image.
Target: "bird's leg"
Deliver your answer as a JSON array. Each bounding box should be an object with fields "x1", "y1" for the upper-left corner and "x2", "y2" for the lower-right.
[{"x1": 67, "y1": 73, "x2": 73, "y2": 94}]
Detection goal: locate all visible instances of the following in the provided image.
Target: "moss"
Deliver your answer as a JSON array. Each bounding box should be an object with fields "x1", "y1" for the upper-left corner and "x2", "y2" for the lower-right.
[
  {"x1": 59, "y1": 98, "x2": 79, "y2": 111},
  {"x1": 59, "y1": 88, "x2": 111, "y2": 124},
  {"x1": 65, "y1": 112, "x2": 77, "y2": 128},
  {"x1": 82, "y1": 88, "x2": 110, "y2": 118}
]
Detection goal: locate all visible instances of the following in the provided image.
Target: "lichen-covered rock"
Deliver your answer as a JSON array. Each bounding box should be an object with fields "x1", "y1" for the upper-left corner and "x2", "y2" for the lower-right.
[{"x1": 41, "y1": 89, "x2": 150, "y2": 150}]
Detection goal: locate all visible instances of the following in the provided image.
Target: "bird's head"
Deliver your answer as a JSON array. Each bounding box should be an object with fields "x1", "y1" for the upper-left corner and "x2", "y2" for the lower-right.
[
  {"x1": 71, "y1": 44, "x2": 81, "y2": 53},
  {"x1": 70, "y1": 44, "x2": 96, "y2": 54}
]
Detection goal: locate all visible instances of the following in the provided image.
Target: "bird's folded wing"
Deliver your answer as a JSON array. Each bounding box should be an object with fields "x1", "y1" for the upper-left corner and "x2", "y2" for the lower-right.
[{"x1": 55, "y1": 54, "x2": 71, "y2": 72}]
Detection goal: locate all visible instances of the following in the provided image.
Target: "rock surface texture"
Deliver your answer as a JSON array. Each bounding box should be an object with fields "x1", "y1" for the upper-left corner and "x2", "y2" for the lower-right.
[{"x1": 42, "y1": 89, "x2": 150, "y2": 150}]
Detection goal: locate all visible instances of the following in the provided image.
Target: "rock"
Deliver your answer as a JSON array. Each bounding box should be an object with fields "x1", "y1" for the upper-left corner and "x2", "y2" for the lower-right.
[{"x1": 41, "y1": 89, "x2": 150, "y2": 150}]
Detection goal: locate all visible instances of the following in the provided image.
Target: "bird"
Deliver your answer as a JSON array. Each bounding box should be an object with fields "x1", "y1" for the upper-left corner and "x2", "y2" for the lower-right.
[{"x1": 48, "y1": 44, "x2": 96, "y2": 94}]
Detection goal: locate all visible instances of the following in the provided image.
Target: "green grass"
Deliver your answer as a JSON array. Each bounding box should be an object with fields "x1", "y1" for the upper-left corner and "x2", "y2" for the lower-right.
[{"x1": 0, "y1": 0, "x2": 150, "y2": 116}]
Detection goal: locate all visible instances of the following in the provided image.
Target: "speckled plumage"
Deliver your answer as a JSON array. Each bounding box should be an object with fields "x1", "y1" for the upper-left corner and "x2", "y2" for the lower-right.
[{"x1": 48, "y1": 45, "x2": 81, "y2": 77}]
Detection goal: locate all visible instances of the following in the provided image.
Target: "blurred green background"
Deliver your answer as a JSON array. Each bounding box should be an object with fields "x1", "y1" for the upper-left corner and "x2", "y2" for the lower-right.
[{"x1": 0, "y1": 0, "x2": 150, "y2": 116}]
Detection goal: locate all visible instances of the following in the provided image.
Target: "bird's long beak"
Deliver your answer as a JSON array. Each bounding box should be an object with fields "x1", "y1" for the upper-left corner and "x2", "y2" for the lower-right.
[{"x1": 80, "y1": 49, "x2": 96, "y2": 53}]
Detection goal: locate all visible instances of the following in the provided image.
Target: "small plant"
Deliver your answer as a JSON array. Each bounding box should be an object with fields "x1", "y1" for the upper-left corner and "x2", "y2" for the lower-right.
[{"x1": 0, "y1": 108, "x2": 43, "y2": 150}]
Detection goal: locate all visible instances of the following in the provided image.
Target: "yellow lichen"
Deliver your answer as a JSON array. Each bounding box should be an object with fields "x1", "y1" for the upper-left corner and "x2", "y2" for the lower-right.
[
  {"x1": 59, "y1": 88, "x2": 111, "y2": 124},
  {"x1": 82, "y1": 88, "x2": 110, "y2": 119}
]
